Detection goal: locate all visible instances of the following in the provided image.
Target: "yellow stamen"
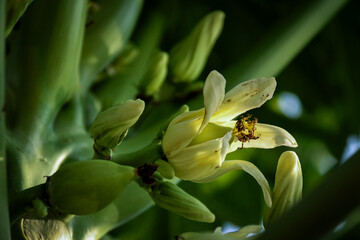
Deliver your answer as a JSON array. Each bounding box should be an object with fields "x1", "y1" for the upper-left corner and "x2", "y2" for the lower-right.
[{"x1": 233, "y1": 115, "x2": 260, "y2": 148}]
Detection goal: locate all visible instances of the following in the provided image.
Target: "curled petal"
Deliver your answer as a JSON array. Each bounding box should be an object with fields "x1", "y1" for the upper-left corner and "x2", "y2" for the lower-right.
[
  {"x1": 201, "y1": 71, "x2": 226, "y2": 131},
  {"x1": 163, "y1": 116, "x2": 203, "y2": 158},
  {"x1": 211, "y1": 77, "x2": 276, "y2": 123},
  {"x1": 168, "y1": 134, "x2": 230, "y2": 181},
  {"x1": 194, "y1": 160, "x2": 272, "y2": 207},
  {"x1": 168, "y1": 109, "x2": 204, "y2": 128},
  {"x1": 229, "y1": 123, "x2": 297, "y2": 152}
]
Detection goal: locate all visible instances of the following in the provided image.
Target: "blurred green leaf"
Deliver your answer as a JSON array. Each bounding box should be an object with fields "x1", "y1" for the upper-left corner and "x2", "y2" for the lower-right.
[{"x1": 0, "y1": 0, "x2": 11, "y2": 238}]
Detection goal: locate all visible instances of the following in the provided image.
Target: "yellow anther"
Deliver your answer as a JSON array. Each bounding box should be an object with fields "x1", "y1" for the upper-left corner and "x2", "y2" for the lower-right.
[{"x1": 233, "y1": 115, "x2": 260, "y2": 148}]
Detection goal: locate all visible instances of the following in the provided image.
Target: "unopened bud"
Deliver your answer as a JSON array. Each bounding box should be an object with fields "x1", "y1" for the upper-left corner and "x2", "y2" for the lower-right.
[
  {"x1": 140, "y1": 52, "x2": 169, "y2": 98},
  {"x1": 263, "y1": 151, "x2": 303, "y2": 228},
  {"x1": 150, "y1": 181, "x2": 215, "y2": 223},
  {"x1": 155, "y1": 159, "x2": 175, "y2": 179},
  {"x1": 169, "y1": 11, "x2": 224, "y2": 82},
  {"x1": 47, "y1": 160, "x2": 135, "y2": 215},
  {"x1": 90, "y1": 99, "x2": 145, "y2": 149},
  {"x1": 32, "y1": 198, "x2": 48, "y2": 218}
]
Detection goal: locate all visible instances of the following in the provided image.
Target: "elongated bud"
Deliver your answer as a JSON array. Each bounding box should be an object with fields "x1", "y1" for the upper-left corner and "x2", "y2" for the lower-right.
[
  {"x1": 169, "y1": 11, "x2": 224, "y2": 82},
  {"x1": 140, "y1": 52, "x2": 169, "y2": 98},
  {"x1": 263, "y1": 151, "x2": 303, "y2": 228},
  {"x1": 155, "y1": 159, "x2": 175, "y2": 179},
  {"x1": 90, "y1": 99, "x2": 145, "y2": 149},
  {"x1": 47, "y1": 160, "x2": 135, "y2": 215},
  {"x1": 150, "y1": 181, "x2": 215, "y2": 223}
]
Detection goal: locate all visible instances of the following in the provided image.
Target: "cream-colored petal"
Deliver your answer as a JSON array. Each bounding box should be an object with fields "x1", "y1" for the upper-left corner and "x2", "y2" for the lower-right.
[
  {"x1": 194, "y1": 160, "x2": 272, "y2": 207},
  {"x1": 163, "y1": 116, "x2": 203, "y2": 158},
  {"x1": 168, "y1": 109, "x2": 204, "y2": 128},
  {"x1": 168, "y1": 135, "x2": 229, "y2": 181},
  {"x1": 200, "y1": 71, "x2": 226, "y2": 132},
  {"x1": 211, "y1": 77, "x2": 276, "y2": 123},
  {"x1": 229, "y1": 123, "x2": 297, "y2": 151},
  {"x1": 190, "y1": 122, "x2": 233, "y2": 146}
]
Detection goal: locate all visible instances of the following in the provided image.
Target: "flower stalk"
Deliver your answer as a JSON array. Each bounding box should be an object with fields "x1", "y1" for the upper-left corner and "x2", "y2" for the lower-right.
[{"x1": 111, "y1": 140, "x2": 164, "y2": 167}]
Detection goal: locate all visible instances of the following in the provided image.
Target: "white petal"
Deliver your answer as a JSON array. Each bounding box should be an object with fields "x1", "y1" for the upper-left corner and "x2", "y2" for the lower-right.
[
  {"x1": 168, "y1": 135, "x2": 229, "y2": 181},
  {"x1": 201, "y1": 70, "x2": 226, "y2": 132},
  {"x1": 229, "y1": 123, "x2": 298, "y2": 151},
  {"x1": 194, "y1": 160, "x2": 272, "y2": 207},
  {"x1": 163, "y1": 116, "x2": 203, "y2": 158},
  {"x1": 211, "y1": 77, "x2": 276, "y2": 123}
]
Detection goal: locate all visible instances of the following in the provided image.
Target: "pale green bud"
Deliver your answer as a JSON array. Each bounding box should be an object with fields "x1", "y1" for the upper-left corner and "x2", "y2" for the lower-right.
[
  {"x1": 263, "y1": 151, "x2": 303, "y2": 228},
  {"x1": 31, "y1": 198, "x2": 48, "y2": 218},
  {"x1": 140, "y1": 52, "x2": 169, "y2": 98},
  {"x1": 150, "y1": 181, "x2": 215, "y2": 223},
  {"x1": 90, "y1": 99, "x2": 145, "y2": 149},
  {"x1": 155, "y1": 159, "x2": 175, "y2": 179},
  {"x1": 47, "y1": 160, "x2": 135, "y2": 215},
  {"x1": 169, "y1": 11, "x2": 224, "y2": 82}
]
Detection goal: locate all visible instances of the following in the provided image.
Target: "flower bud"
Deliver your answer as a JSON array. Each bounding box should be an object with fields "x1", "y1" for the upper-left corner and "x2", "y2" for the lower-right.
[
  {"x1": 263, "y1": 151, "x2": 303, "y2": 228},
  {"x1": 47, "y1": 160, "x2": 135, "y2": 215},
  {"x1": 169, "y1": 11, "x2": 224, "y2": 82},
  {"x1": 32, "y1": 198, "x2": 48, "y2": 218},
  {"x1": 150, "y1": 181, "x2": 215, "y2": 223},
  {"x1": 140, "y1": 52, "x2": 169, "y2": 98},
  {"x1": 155, "y1": 159, "x2": 175, "y2": 179},
  {"x1": 90, "y1": 99, "x2": 145, "y2": 149}
]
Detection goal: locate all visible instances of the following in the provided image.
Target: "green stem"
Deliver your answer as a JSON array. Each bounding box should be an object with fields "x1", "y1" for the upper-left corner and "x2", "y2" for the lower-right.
[
  {"x1": 9, "y1": 184, "x2": 47, "y2": 224},
  {"x1": 0, "y1": 0, "x2": 11, "y2": 238},
  {"x1": 258, "y1": 151, "x2": 360, "y2": 240},
  {"x1": 111, "y1": 140, "x2": 163, "y2": 167}
]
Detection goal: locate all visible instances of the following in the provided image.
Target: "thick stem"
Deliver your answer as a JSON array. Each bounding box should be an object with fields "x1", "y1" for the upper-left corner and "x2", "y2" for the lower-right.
[
  {"x1": 111, "y1": 140, "x2": 163, "y2": 167},
  {"x1": 258, "y1": 151, "x2": 360, "y2": 240}
]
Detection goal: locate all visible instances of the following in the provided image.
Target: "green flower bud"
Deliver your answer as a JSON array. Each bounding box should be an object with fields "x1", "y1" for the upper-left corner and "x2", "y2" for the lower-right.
[
  {"x1": 31, "y1": 198, "x2": 48, "y2": 218},
  {"x1": 169, "y1": 11, "x2": 224, "y2": 82},
  {"x1": 90, "y1": 99, "x2": 145, "y2": 149},
  {"x1": 263, "y1": 151, "x2": 303, "y2": 228},
  {"x1": 150, "y1": 181, "x2": 215, "y2": 223},
  {"x1": 140, "y1": 52, "x2": 169, "y2": 98},
  {"x1": 47, "y1": 160, "x2": 135, "y2": 215},
  {"x1": 155, "y1": 159, "x2": 175, "y2": 179}
]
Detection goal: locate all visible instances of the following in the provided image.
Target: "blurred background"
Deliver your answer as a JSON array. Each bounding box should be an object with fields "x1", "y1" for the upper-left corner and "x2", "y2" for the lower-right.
[{"x1": 108, "y1": 0, "x2": 360, "y2": 239}]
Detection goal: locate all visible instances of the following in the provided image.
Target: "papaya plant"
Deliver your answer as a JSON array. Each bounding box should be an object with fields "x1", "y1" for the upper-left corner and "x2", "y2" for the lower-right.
[{"x1": 2, "y1": 0, "x2": 359, "y2": 239}]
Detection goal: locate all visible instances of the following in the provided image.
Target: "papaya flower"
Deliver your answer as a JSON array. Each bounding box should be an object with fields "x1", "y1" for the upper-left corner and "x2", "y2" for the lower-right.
[{"x1": 162, "y1": 70, "x2": 297, "y2": 206}]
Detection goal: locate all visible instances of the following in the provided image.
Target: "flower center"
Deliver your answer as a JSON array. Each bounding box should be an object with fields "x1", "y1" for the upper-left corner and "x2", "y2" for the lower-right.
[{"x1": 233, "y1": 115, "x2": 260, "y2": 147}]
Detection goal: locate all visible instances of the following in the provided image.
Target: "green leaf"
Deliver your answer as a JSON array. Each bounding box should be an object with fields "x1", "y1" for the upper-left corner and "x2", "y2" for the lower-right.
[{"x1": 225, "y1": 0, "x2": 349, "y2": 89}]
